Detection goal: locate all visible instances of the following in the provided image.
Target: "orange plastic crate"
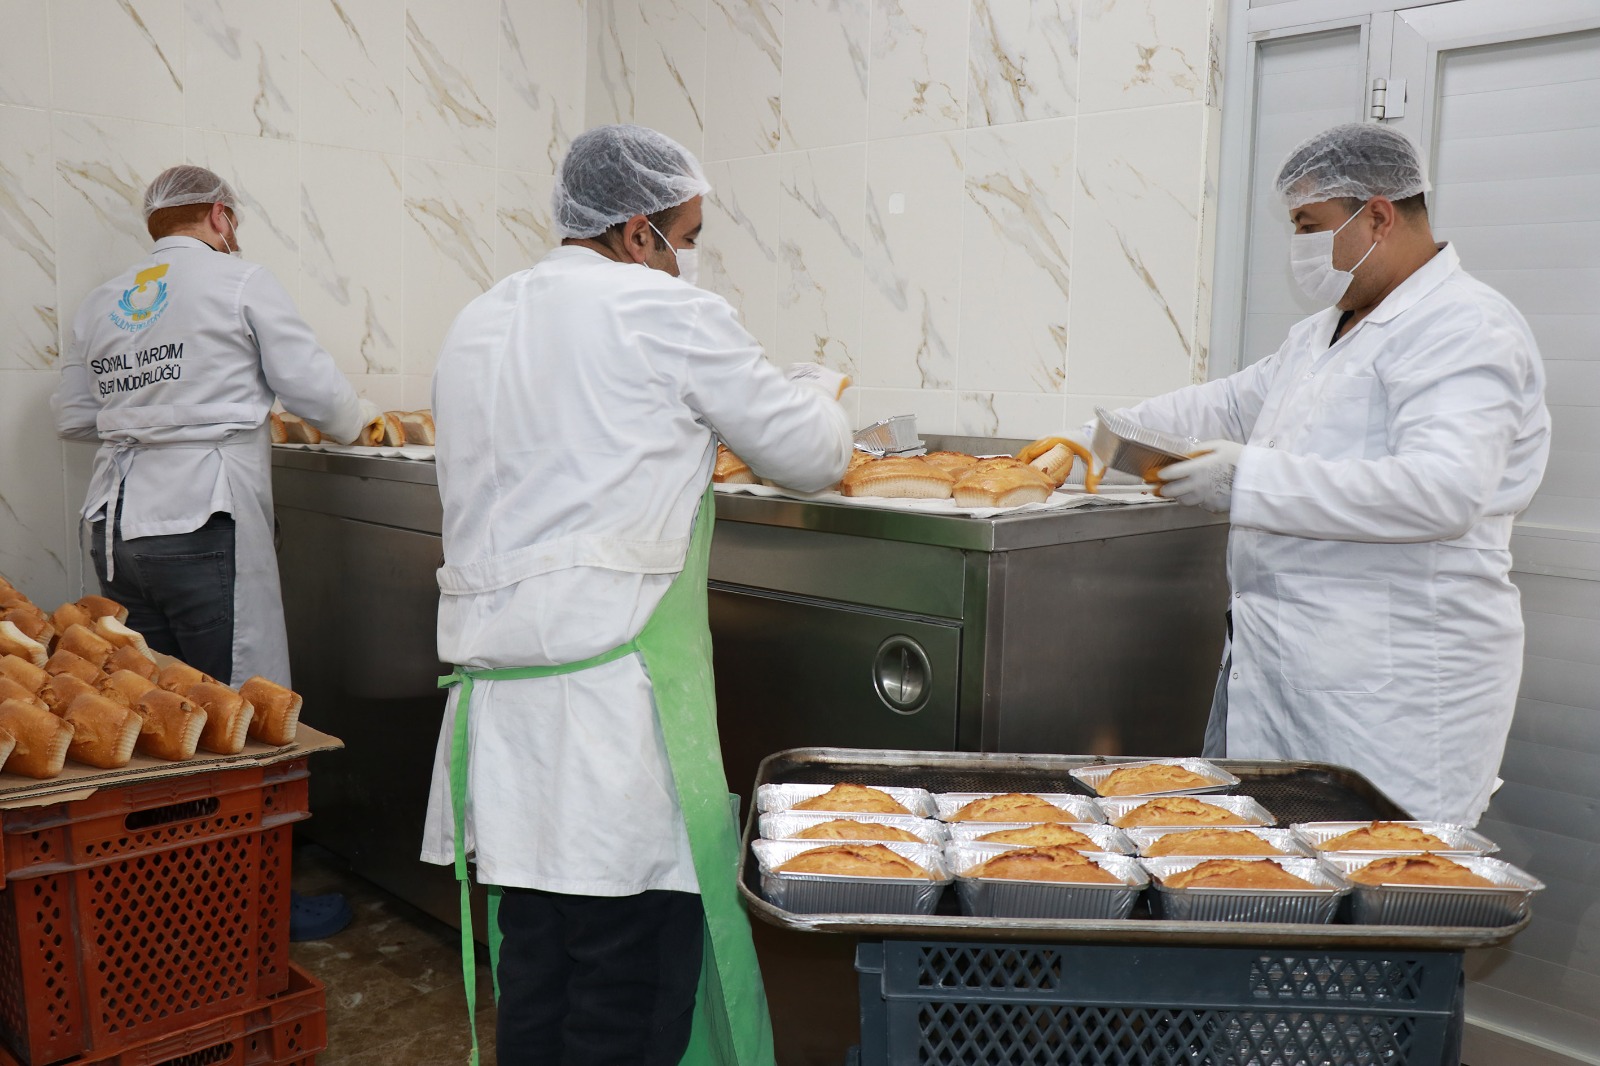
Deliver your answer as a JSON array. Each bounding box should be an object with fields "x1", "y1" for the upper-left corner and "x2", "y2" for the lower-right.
[{"x1": 0, "y1": 760, "x2": 310, "y2": 1066}]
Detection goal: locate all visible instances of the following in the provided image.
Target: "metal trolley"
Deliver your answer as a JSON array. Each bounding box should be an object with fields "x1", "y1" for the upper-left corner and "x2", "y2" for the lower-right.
[{"x1": 739, "y1": 748, "x2": 1529, "y2": 1066}]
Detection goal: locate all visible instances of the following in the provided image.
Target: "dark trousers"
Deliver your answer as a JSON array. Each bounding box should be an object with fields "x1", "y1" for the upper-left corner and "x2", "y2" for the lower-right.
[
  {"x1": 495, "y1": 888, "x2": 704, "y2": 1066},
  {"x1": 89, "y1": 510, "x2": 237, "y2": 684}
]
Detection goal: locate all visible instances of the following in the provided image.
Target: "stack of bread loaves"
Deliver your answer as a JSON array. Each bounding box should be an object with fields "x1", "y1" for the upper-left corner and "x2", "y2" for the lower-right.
[
  {"x1": 0, "y1": 573, "x2": 303, "y2": 780},
  {"x1": 270, "y1": 409, "x2": 435, "y2": 447}
]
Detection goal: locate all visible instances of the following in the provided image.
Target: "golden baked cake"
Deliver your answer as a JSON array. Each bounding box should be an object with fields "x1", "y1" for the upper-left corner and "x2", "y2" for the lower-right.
[
  {"x1": 949, "y1": 793, "x2": 1073, "y2": 823},
  {"x1": 790, "y1": 783, "x2": 911, "y2": 815},
  {"x1": 775, "y1": 843, "x2": 932, "y2": 879},
  {"x1": 1096, "y1": 763, "x2": 1216, "y2": 797},
  {"x1": 1162, "y1": 858, "x2": 1314, "y2": 890},
  {"x1": 1142, "y1": 828, "x2": 1285, "y2": 857},
  {"x1": 792, "y1": 818, "x2": 923, "y2": 843},
  {"x1": 921, "y1": 451, "x2": 979, "y2": 478},
  {"x1": 1346, "y1": 854, "x2": 1496, "y2": 888},
  {"x1": 1113, "y1": 796, "x2": 1251, "y2": 828},
  {"x1": 976, "y1": 823, "x2": 1097, "y2": 848},
  {"x1": 713, "y1": 444, "x2": 756, "y2": 485},
  {"x1": 969, "y1": 845, "x2": 1119, "y2": 884},
  {"x1": 1316, "y1": 821, "x2": 1452, "y2": 852}
]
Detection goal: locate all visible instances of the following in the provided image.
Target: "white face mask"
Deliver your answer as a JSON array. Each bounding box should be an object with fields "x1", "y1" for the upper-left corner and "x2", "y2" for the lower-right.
[
  {"x1": 219, "y1": 210, "x2": 241, "y2": 258},
  {"x1": 1289, "y1": 201, "x2": 1378, "y2": 306},
  {"x1": 648, "y1": 221, "x2": 697, "y2": 286}
]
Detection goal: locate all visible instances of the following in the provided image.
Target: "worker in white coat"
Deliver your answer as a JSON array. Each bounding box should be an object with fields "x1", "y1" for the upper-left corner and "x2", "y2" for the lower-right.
[
  {"x1": 1126, "y1": 124, "x2": 1548, "y2": 827},
  {"x1": 421, "y1": 125, "x2": 851, "y2": 1065},
  {"x1": 53, "y1": 165, "x2": 376, "y2": 690}
]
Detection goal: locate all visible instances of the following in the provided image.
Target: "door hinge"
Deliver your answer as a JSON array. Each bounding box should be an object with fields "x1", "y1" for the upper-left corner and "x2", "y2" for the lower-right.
[{"x1": 1370, "y1": 78, "x2": 1407, "y2": 120}]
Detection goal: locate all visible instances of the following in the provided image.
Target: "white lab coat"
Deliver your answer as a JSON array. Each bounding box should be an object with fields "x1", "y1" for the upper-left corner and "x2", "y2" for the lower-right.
[
  {"x1": 1126, "y1": 243, "x2": 1548, "y2": 825},
  {"x1": 418, "y1": 246, "x2": 852, "y2": 894},
  {"x1": 53, "y1": 236, "x2": 367, "y2": 686}
]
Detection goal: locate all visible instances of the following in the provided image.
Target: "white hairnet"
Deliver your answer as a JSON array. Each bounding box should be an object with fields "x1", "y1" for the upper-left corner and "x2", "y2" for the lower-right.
[
  {"x1": 1275, "y1": 123, "x2": 1430, "y2": 211},
  {"x1": 143, "y1": 165, "x2": 238, "y2": 221},
  {"x1": 552, "y1": 124, "x2": 711, "y2": 239}
]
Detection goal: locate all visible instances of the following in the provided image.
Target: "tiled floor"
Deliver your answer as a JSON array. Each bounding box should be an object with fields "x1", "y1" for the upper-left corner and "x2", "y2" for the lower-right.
[{"x1": 290, "y1": 845, "x2": 496, "y2": 1065}]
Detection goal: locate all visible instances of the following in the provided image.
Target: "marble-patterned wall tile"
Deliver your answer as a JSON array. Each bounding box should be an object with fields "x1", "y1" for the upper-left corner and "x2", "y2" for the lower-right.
[
  {"x1": 52, "y1": 114, "x2": 184, "y2": 348},
  {"x1": 351, "y1": 372, "x2": 405, "y2": 411},
  {"x1": 401, "y1": 158, "x2": 496, "y2": 377},
  {"x1": 703, "y1": 0, "x2": 782, "y2": 161},
  {"x1": 188, "y1": 130, "x2": 301, "y2": 299},
  {"x1": 0, "y1": 371, "x2": 69, "y2": 604},
  {"x1": 957, "y1": 390, "x2": 1067, "y2": 439},
  {"x1": 704, "y1": 155, "x2": 782, "y2": 354},
  {"x1": 868, "y1": 0, "x2": 968, "y2": 139},
  {"x1": 0, "y1": 107, "x2": 59, "y2": 371},
  {"x1": 1068, "y1": 104, "x2": 1204, "y2": 398},
  {"x1": 185, "y1": 0, "x2": 299, "y2": 139},
  {"x1": 0, "y1": 0, "x2": 51, "y2": 108},
  {"x1": 494, "y1": 170, "x2": 558, "y2": 281},
  {"x1": 404, "y1": 0, "x2": 499, "y2": 166},
  {"x1": 499, "y1": 0, "x2": 586, "y2": 176},
  {"x1": 960, "y1": 119, "x2": 1074, "y2": 394},
  {"x1": 862, "y1": 131, "x2": 963, "y2": 389},
  {"x1": 855, "y1": 385, "x2": 956, "y2": 434},
  {"x1": 968, "y1": 0, "x2": 1079, "y2": 127},
  {"x1": 776, "y1": 145, "x2": 866, "y2": 377},
  {"x1": 586, "y1": 0, "x2": 639, "y2": 127},
  {"x1": 51, "y1": 0, "x2": 183, "y2": 123},
  {"x1": 1192, "y1": 103, "x2": 1223, "y2": 381},
  {"x1": 300, "y1": 0, "x2": 404, "y2": 154},
  {"x1": 402, "y1": 374, "x2": 434, "y2": 409},
  {"x1": 1064, "y1": 392, "x2": 1147, "y2": 429},
  {"x1": 1079, "y1": 0, "x2": 1208, "y2": 114},
  {"x1": 61, "y1": 438, "x2": 99, "y2": 597},
  {"x1": 780, "y1": 0, "x2": 869, "y2": 151},
  {"x1": 299, "y1": 143, "x2": 403, "y2": 377},
  {"x1": 633, "y1": 0, "x2": 709, "y2": 158}
]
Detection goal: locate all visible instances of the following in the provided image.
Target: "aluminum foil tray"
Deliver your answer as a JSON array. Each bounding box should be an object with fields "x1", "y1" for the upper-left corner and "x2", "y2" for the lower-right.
[
  {"x1": 1321, "y1": 855, "x2": 1544, "y2": 927},
  {"x1": 1071, "y1": 757, "x2": 1239, "y2": 798},
  {"x1": 853, "y1": 415, "x2": 922, "y2": 457},
  {"x1": 1124, "y1": 827, "x2": 1310, "y2": 859},
  {"x1": 1141, "y1": 857, "x2": 1349, "y2": 924},
  {"x1": 751, "y1": 839, "x2": 950, "y2": 915},
  {"x1": 755, "y1": 782, "x2": 936, "y2": 818},
  {"x1": 1291, "y1": 821, "x2": 1499, "y2": 856},
  {"x1": 946, "y1": 822, "x2": 1135, "y2": 854},
  {"x1": 1099, "y1": 794, "x2": 1275, "y2": 829},
  {"x1": 758, "y1": 810, "x2": 947, "y2": 845},
  {"x1": 950, "y1": 845, "x2": 1147, "y2": 920},
  {"x1": 1092, "y1": 407, "x2": 1199, "y2": 481},
  {"x1": 934, "y1": 792, "x2": 1105, "y2": 824}
]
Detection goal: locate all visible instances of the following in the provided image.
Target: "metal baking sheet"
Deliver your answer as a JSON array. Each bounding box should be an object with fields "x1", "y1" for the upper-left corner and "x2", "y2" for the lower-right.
[
  {"x1": 1070, "y1": 757, "x2": 1238, "y2": 798},
  {"x1": 738, "y1": 747, "x2": 1530, "y2": 948},
  {"x1": 946, "y1": 822, "x2": 1134, "y2": 855},
  {"x1": 1291, "y1": 820, "x2": 1499, "y2": 856},
  {"x1": 1124, "y1": 827, "x2": 1310, "y2": 859},
  {"x1": 1321, "y1": 855, "x2": 1543, "y2": 927},
  {"x1": 758, "y1": 810, "x2": 947, "y2": 845},
  {"x1": 1141, "y1": 857, "x2": 1349, "y2": 924},
  {"x1": 755, "y1": 782, "x2": 935, "y2": 818},
  {"x1": 1099, "y1": 794, "x2": 1275, "y2": 829},
  {"x1": 950, "y1": 846, "x2": 1147, "y2": 920},
  {"x1": 934, "y1": 792, "x2": 1105, "y2": 824},
  {"x1": 751, "y1": 839, "x2": 949, "y2": 915}
]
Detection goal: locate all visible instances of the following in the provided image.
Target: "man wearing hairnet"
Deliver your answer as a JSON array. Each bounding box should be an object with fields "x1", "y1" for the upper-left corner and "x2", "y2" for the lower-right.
[
  {"x1": 52, "y1": 165, "x2": 375, "y2": 939},
  {"x1": 1118, "y1": 124, "x2": 1548, "y2": 829},
  {"x1": 421, "y1": 125, "x2": 850, "y2": 1064}
]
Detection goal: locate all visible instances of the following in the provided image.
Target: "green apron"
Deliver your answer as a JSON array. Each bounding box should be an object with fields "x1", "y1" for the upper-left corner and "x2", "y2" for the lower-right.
[{"x1": 437, "y1": 486, "x2": 775, "y2": 1066}]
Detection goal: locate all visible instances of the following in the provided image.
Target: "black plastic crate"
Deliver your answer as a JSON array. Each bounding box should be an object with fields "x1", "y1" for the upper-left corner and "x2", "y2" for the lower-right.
[{"x1": 855, "y1": 940, "x2": 1462, "y2": 1066}]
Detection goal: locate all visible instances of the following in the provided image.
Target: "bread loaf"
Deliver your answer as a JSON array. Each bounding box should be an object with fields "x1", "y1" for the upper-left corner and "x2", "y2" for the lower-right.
[
  {"x1": 1017, "y1": 436, "x2": 1100, "y2": 493},
  {"x1": 920, "y1": 451, "x2": 979, "y2": 478},
  {"x1": 52, "y1": 602, "x2": 95, "y2": 633},
  {"x1": 951, "y1": 465, "x2": 1054, "y2": 508},
  {"x1": 774, "y1": 843, "x2": 933, "y2": 879},
  {"x1": 975, "y1": 823, "x2": 1097, "y2": 848},
  {"x1": 102, "y1": 669, "x2": 159, "y2": 706},
  {"x1": 0, "y1": 622, "x2": 48, "y2": 668},
  {"x1": 64, "y1": 692, "x2": 142, "y2": 769},
  {"x1": 1113, "y1": 796, "x2": 1251, "y2": 829},
  {"x1": 970, "y1": 845, "x2": 1119, "y2": 883},
  {"x1": 1096, "y1": 763, "x2": 1216, "y2": 797},
  {"x1": 135, "y1": 689, "x2": 209, "y2": 761},
  {"x1": 1161, "y1": 858, "x2": 1314, "y2": 890},
  {"x1": 713, "y1": 445, "x2": 757, "y2": 485},
  {"x1": 45, "y1": 648, "x2": 102, "y2": 684},
  {"x1": 399, "y1": 410, "x2": 435, "y2": 445},
  {"x1": 1346, "y1": 854, "x2": 1496, "y2": 888},
  {"x1": 76, "y1": 595, "x2": 128, "y2": 624},
  {"x1": 280, "y1": 413, "x2": 323, "y2": 445},
  {"x1": 106, "y1": 645, "x2": 160, "y2": 682},
  {"x1": 93, "y1": 616, "x2": 154, "y2": 660},
  {"x1": 949, "y1": 793, "x2": 1074, "y2": 823},
  {"x1": 188, "y1": 682, "x2": 254, "y2": 754},
  {"x1": 1315, "y1": 822, "x2": 1452, "y2": 853},
  {"x1": 840, "y1": 458, "x2": 954, "y2": 500},
  {"x1": 159, "y1": 660, "x2": 213, "y2": 694},
  {"x1": 792, "y1": 819, "x2": 924, "y2": 843},
  {"x1": 0, "y1": 698, "x2": 73, "y2": 778},
  {"x1": 0, "y1": 654, "x2": 49, "y2": 693},
  {"x1": 3, "y1": 605, "x2": 56, "y2": 649},
  {"x1": 269, "y1": 412, "x2": 288, "y2": 444},
  {"x1": 1142, "y1": 829, "x2": 1285, "y2": 857},
  {"x1": 791, "y1": 783, "x2": 910, "y2": 815},
  {"x1": 43, "y1": 672, "x2": 103, "y2": 716},
  {"x1": 0, "y1": 582, "x2": 28, "y2": 610},
  {"x1": 239, "y1": 676, "x2": 302, "y2": 746},
  {"x1": 0, "y1": 676, "x2": 48, "y2": 713},
  {"x1": 57, "y1": 624, "x2": 115, "y2": 669}
]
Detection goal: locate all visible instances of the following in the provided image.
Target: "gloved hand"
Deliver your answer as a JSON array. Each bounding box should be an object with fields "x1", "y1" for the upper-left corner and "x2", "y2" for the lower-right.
[
  {"x1": 1154, "y1": 439, "x2": 1246, "y2": 512},
  {"x1": 354, "y1": 398, "x2": 384, "y2": 445},
  {"x1": 785, "y1": 362, "x2": 852, "y2": 401}
]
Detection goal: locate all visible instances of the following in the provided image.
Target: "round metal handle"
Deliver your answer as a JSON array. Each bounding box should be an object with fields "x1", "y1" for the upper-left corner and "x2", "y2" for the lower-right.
[{"x1": 872, "y1": 636, "x2": 931, "y2": 715}]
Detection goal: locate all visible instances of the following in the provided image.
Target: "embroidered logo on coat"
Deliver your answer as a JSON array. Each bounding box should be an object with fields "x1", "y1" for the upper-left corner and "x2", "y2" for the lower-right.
[{"x1": 109, "y1": 263, "x2": 171, "y2": 332}]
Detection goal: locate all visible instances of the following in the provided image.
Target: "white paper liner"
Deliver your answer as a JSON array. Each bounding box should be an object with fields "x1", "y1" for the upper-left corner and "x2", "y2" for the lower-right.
[
  {"x1": 1321, "y1": 855, "x2": 1543, "y2": 927},
  {"x1": 1290, "y1": 821, "x2": 1499, "y2": 856},
  {"x1": 755, "y1": 782, "x2": 936, "y2": 818},
  {"x1": 272, "y1": 442, "x2": 435, "y2": 461},
  {"x1": 1140, "y1": 856, "x2": 1349, "y2": 923},
  {"x1": 1070, "y1": 758, "x2": 1239, "y2": 798},
  {"x1": 713, "y1": 481, "x2": 1165, "y2": 518},
  {"x1": 934, "y1": 792, "x2": 1105, "y2": 825}
]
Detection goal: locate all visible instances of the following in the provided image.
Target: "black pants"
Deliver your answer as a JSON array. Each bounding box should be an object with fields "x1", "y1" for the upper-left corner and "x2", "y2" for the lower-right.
[
  {"x1": 495, "y1": 888, "x2": 704, "y2": 1065},
  {"x1": 89, "y1": 510, "x2": 237, "y2": 684}
]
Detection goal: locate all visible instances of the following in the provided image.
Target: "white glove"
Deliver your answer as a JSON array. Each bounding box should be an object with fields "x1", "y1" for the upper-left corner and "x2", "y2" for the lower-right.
[
  {"x1": 1155, "y1": 439, "x2": 1245, "y2": 512},
  {"x1": 785, "y1": 362, "x2": 851, "y2": 401},
  {"x1": 351, "y1": 398, "x2": 384, "y2": 445}
]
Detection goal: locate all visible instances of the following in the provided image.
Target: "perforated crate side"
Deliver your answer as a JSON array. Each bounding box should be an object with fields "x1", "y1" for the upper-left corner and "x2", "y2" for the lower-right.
[
  {"x1": 256, "y1": 825, "x2": 293, "y2": 997},
  {"x1": 857, "y1": 941, "x2": 1461, "y2": 1066},
  {"x1": 0, "y1": 875, "x2": 82, "y2": 1065}
]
